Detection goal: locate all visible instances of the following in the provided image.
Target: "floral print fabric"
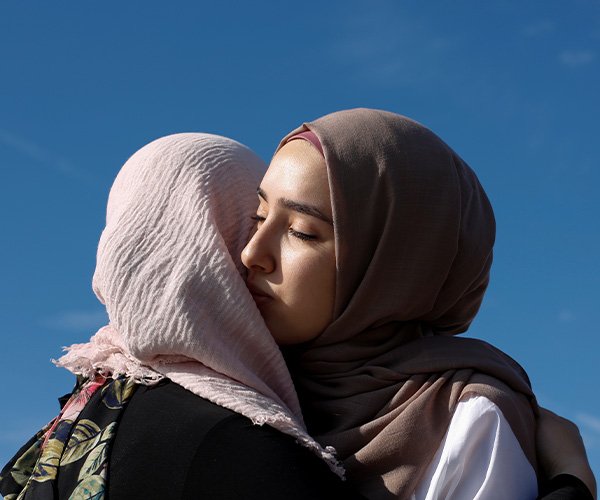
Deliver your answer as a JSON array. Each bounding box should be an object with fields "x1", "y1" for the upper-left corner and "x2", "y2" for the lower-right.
[{"x1": 0, "y1": 375, "x2": 136, "y2": 500}]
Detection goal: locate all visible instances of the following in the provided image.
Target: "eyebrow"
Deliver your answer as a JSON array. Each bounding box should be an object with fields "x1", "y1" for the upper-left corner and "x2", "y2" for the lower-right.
[{"x1": 257, "y1": 187, "x2": 333, "y2": 226}]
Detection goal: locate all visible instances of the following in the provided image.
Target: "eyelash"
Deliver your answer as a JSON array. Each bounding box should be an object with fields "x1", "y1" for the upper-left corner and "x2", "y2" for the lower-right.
[
  {"x1": 289, "y1": 229, "x2": 317, "y2": 241},
  {"x1": 250, "y1": 215, "x2": 317, "y2": 241}
]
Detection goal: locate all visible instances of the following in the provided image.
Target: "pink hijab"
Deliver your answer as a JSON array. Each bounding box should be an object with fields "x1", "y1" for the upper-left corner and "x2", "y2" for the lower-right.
[
  {"x1": 56, "y1": 133, "x2": 339, "y2": 470},
  {"x1": 278, "y1": 109, "x2": 539, "y2": 498}
]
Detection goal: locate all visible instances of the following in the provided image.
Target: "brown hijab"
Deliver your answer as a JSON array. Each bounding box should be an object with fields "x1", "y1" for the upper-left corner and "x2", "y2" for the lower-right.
[{"x1": 278, "y1": 109, "x2": 538, "y2": 499}]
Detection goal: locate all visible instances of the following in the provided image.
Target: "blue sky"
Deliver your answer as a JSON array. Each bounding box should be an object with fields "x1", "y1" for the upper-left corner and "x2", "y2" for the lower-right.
[{"x1": 1, "y1": 0, "x2": 599, "y2": 483}]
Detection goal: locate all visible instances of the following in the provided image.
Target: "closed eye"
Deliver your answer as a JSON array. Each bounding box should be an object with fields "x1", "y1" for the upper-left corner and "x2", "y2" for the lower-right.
[
  {"x1": 289, "y1": 229, "x2": 317, "y2": 241},
  {"x1": 251, "y1": 215, "x2": 317, "y2": 241}
]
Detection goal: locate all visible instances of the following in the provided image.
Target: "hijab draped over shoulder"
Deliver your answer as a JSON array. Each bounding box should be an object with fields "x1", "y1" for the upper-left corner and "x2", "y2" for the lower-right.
[
  {"x1": 56, "y1": 133, "x2": 338, "y2": 468},
  {"x1": 278, "y1": 109, "x2": 538, "y2": 498}
]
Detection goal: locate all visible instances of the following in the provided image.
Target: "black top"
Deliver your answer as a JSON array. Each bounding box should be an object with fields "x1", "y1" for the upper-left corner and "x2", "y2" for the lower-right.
[{"x1": 107, "y1": 379, "x2": 366, "y2": 499}]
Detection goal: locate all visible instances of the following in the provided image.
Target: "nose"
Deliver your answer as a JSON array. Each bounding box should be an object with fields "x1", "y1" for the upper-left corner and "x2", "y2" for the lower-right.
[{"x1": 241, "y1": 223, "x2": 276, "y2": 274}]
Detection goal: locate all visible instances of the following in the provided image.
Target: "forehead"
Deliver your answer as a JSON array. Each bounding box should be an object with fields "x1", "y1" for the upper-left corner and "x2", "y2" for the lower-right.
[{"x1": 262, "y1": 140, "x2": 330, "y2": 206}]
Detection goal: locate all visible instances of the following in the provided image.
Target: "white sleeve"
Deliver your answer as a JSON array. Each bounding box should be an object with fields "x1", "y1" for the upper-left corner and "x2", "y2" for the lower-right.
[{"x1": 411, "y1": 395, "x2": 538, "y2": 500}]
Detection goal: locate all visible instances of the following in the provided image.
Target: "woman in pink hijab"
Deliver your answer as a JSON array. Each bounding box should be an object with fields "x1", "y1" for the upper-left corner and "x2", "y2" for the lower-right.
[
  {"x1": 0, "y1": 133, "x2": 362, "y2": 500},
  {"x1": 242, "y1": 108, "x2": 596, "y2": 500}
]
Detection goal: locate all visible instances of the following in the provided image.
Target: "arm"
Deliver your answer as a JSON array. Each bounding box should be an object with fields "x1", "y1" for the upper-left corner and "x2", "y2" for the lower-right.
[{"x1": 536, "y1": 407, "x2": 596, "y2": 500}]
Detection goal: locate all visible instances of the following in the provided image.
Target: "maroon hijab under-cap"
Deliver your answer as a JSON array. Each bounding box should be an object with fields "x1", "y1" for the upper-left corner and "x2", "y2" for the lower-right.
[{"x1": 277, "y1": 109, "x2": 538, "y2": 499}]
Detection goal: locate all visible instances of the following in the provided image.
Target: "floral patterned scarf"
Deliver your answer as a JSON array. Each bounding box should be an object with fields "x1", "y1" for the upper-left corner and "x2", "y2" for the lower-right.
[{"x1": 0, "y1": 375, "x2": 136, "y2": 500}]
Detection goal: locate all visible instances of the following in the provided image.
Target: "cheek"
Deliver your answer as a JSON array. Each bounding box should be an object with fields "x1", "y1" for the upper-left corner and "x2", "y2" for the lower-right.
[
  {"x1": 284, "y1": 258, "x2": 314, "y2": 297},
  {"x1": 296, "y1": 251, "x2": 336, "y2": 305}
]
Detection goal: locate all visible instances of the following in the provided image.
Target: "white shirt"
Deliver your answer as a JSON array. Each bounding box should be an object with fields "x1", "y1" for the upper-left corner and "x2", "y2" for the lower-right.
[{"x1": 411, "y1": 395, "x2": 538, "y2": 500}]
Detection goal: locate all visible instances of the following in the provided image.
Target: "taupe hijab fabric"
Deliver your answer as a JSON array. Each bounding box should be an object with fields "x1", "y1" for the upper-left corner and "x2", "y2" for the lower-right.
[{"x1": 278, "y1": 109, "x2": 538, "y2": 499}]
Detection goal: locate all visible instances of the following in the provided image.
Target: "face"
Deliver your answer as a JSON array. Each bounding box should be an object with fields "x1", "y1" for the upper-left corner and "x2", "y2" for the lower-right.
[{"x1": 241, "y1": 139, "x2": 336, "y2": 345}]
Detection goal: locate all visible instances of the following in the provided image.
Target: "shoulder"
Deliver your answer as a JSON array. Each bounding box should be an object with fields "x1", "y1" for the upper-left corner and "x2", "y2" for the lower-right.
[
  {"x1": 109, "y1": 379, "x2": 364, "y2": 500},
  {"x1": 108, "y1": 379, "x2": 251, "y2": 499},
  {"x1": 183, "y1": 400, "x2": 364, "y2": 499}
]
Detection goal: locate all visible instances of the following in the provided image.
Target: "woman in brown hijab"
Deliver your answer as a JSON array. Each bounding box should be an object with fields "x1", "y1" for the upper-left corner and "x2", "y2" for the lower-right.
[{"x1": 242, "y1": 108, "x2": 594, "y2": 499}]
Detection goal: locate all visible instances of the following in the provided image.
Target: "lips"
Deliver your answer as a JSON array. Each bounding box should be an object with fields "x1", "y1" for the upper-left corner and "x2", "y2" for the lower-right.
[{"x1": 246, "y1": 280, "x2": 273, "y2": 308}]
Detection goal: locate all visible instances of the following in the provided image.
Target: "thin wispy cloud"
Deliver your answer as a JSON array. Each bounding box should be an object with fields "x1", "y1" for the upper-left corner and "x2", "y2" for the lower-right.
[
  {"x1": 558, "y1": 309, "x2": 576, "y2": 322},
  {"x1": 40, "y1": 309, "x2": 108, "y2": 332},
  {"x1": 577, "y1": 413, "x2": 600, "y2": 434},
  {"x1": 521, "y1": 20, "x2": 555, "y2": 38},
  {"x1": 577, "y1": 413, "x2": 600, "y2": 450},
  {"x1": 328, "y1": 10, "x2": 462, "y2": 86},
  {"x1": 0, "y1": 129, "x2": 94, "y2": 183},
  {"x1": 559, "y1": 50, "x2": 596, "y2": 68}
]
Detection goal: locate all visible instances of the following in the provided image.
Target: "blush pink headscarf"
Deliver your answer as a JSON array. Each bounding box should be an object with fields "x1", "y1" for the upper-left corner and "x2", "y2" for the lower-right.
[
  {"x1": 277, "y1": 109, "x2": 539, "y2": 499},
  {"x1": 56, "y1": 133, "x2": 339, "y2": 470}
]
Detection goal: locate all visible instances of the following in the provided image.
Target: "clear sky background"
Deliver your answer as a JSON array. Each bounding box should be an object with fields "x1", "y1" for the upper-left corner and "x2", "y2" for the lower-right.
[{"x1": 1, "y1": 0, "x2": 598, "y2": 485}]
